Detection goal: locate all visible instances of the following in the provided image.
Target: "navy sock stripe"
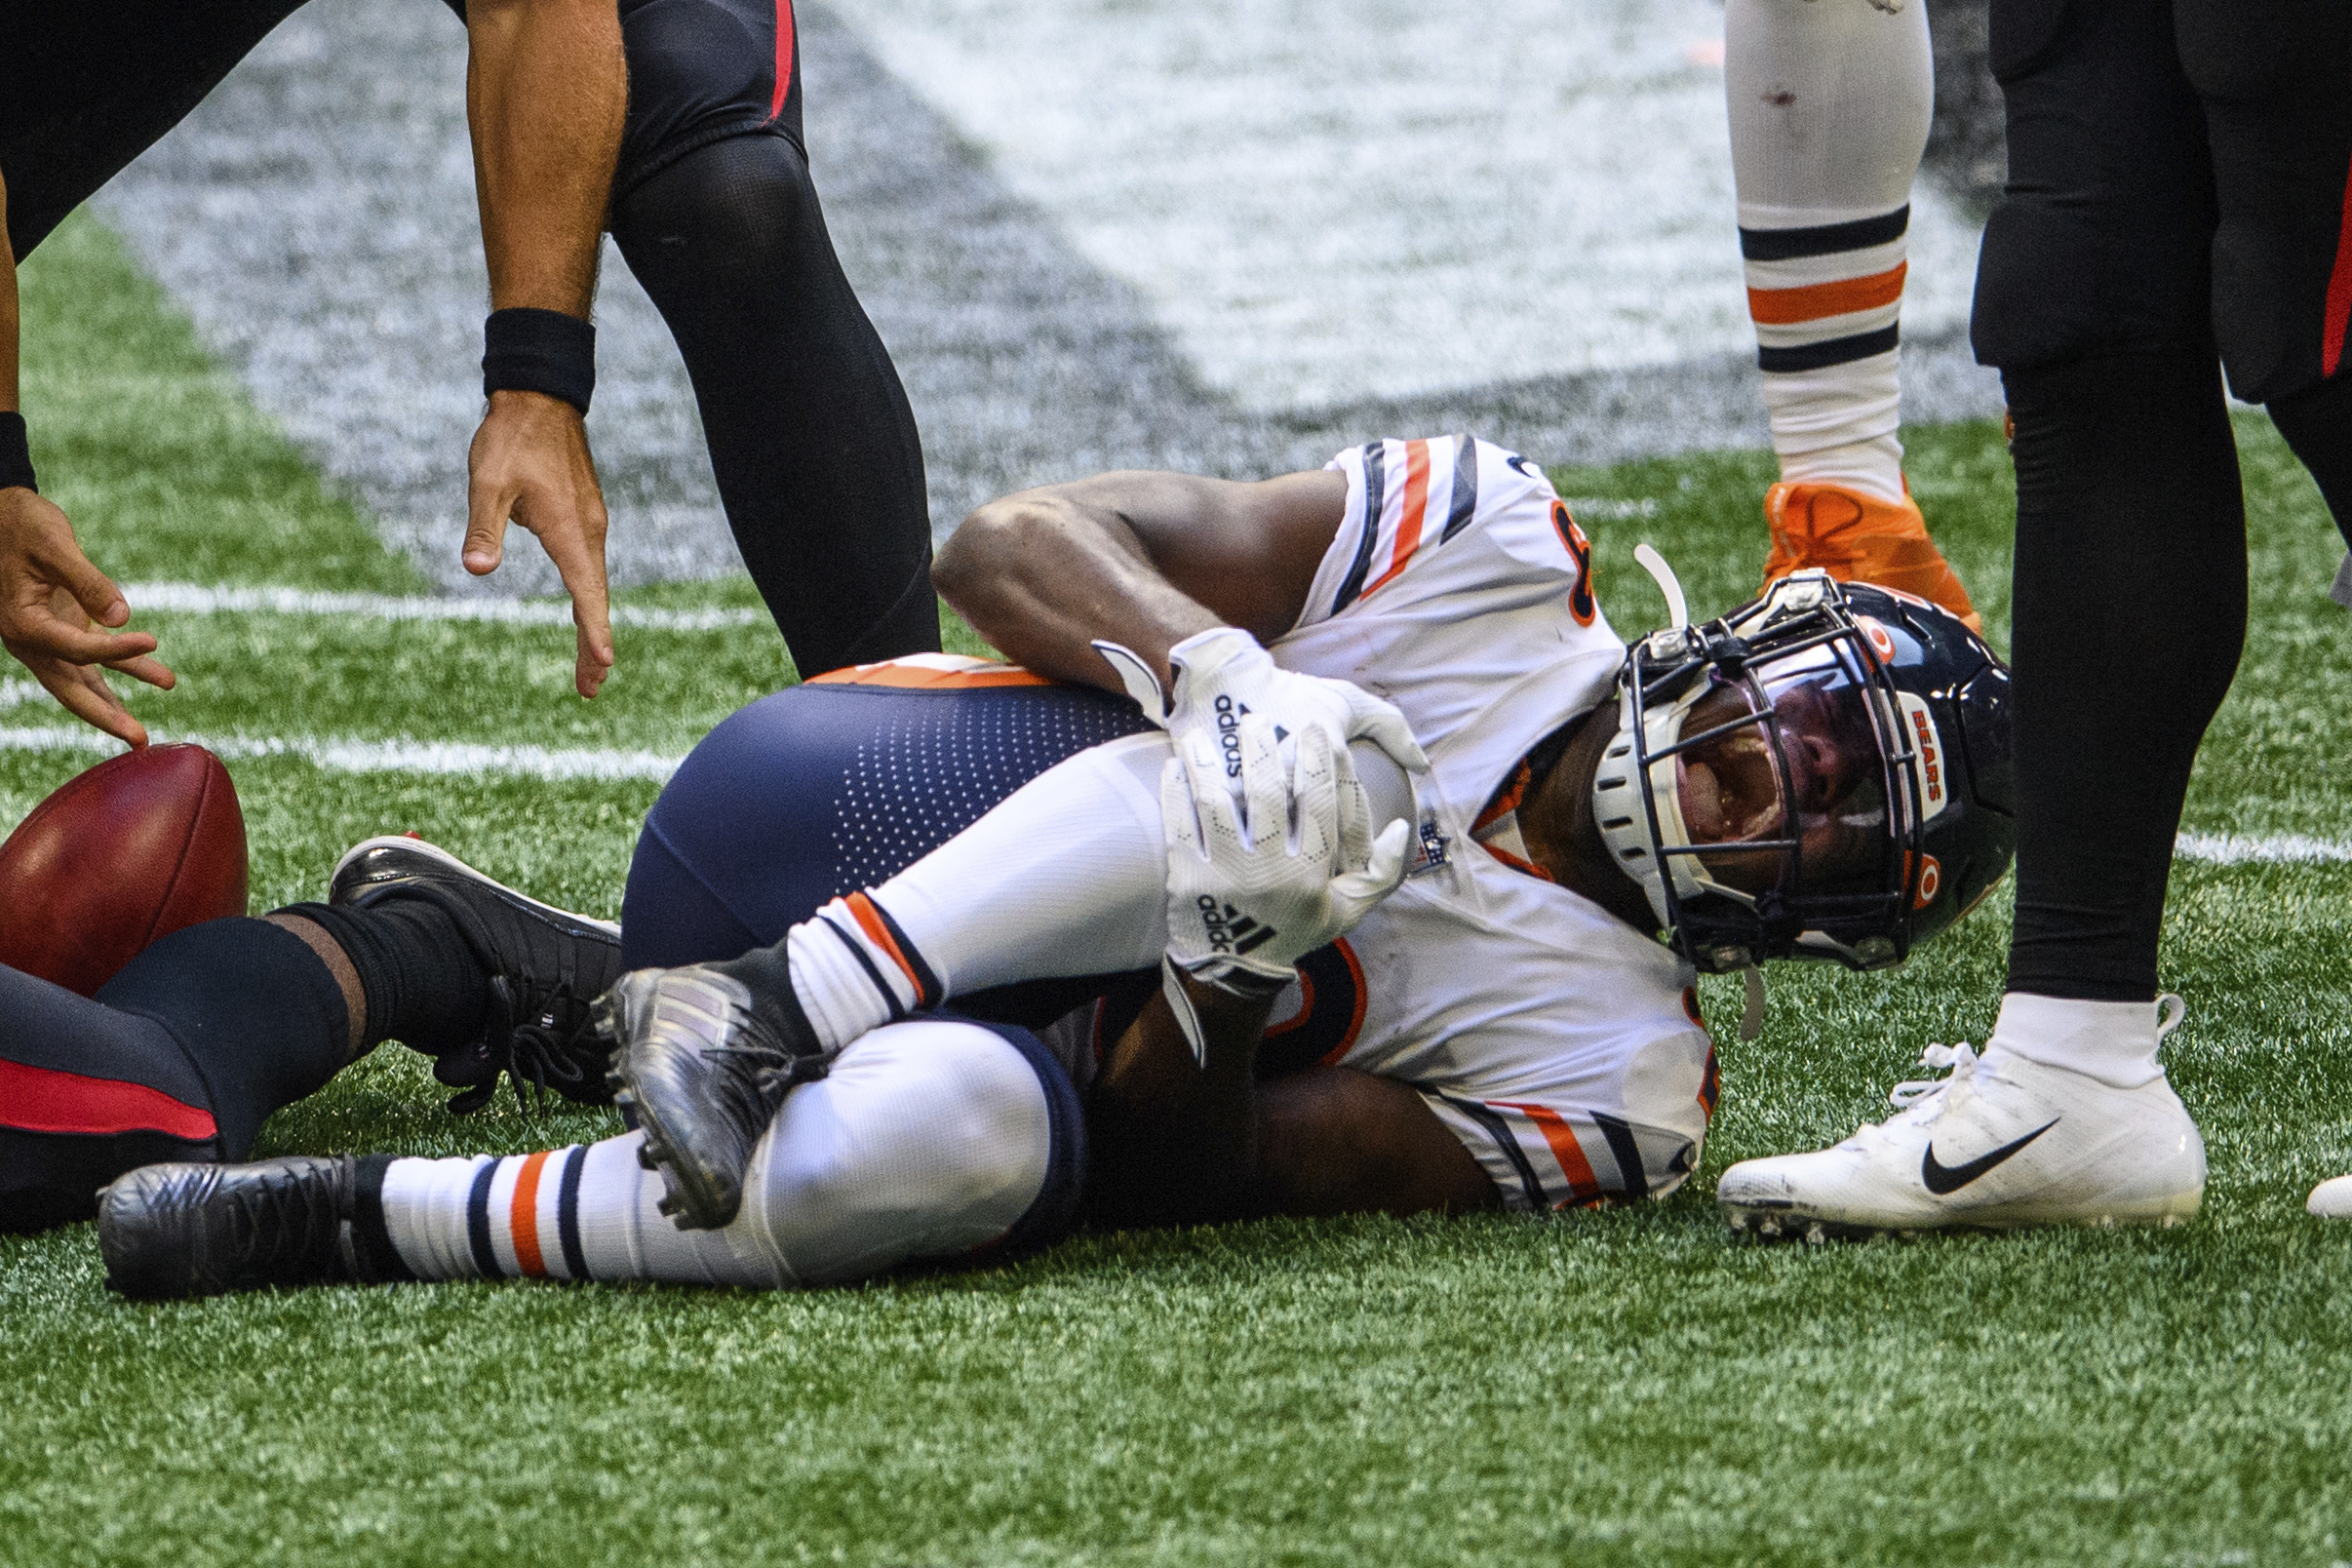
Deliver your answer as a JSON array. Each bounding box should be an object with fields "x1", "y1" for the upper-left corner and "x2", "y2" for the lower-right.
[
  {"x1": 1757, "y1": 324, "x2": 1901, "y2": 374},
  {"x1": 1738, "y1": 205, "x2": 1908, "y2": 261},
  {"x1": 464, "y1": 1157, "x2": 501, "y2": 1278},
  {"x1": 555, "y1": 1144, "x2": 589, "y2": 1281},
  {"x1": 864, "y1": 898, "x2": 942, "y2": 1009},
  {"x1": 820, "y1": 913, "x2": 907, "y2": 1021}
]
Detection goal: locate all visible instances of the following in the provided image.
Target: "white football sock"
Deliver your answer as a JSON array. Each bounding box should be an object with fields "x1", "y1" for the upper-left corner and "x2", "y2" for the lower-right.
[
  {"x1": 780, "y1": 735, "x2": 1171, "y2": 1052},
  {"x1": 376, "y1": 1019, "x2": 1057, "y2": 1288},
  {"x1": 781, "y1": 728, "x2": 1415, "y2": 1045},
  {"x1": 1726, "y1": 0, "x2": 1933, "y2": 504},
  {"x1": 1983, "y1": 992, "x2": 2175, "y2": 1090}
]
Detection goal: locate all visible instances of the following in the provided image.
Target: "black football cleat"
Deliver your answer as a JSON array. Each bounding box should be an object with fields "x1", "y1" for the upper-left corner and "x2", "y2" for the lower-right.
[
  {"x1": 331, "y1": 835, "x2": 626, "y2": 1113},
  {"x1": 600, "y1": 960, "x2": 828, "y2": 1232},
  {"x1": 98, "y1": 1156, "x2": 398, "y2": 1300}
]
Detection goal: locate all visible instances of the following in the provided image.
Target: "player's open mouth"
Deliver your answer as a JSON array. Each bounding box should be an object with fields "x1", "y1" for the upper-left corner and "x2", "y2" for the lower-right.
[{"x1": 1676, "y1": 690, "x2": 1784, "y2": 846}]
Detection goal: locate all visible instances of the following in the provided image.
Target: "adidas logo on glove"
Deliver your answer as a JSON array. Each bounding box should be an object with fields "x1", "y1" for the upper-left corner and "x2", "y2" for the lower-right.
[{"x1": 1196, "y1": 894, "x2": 1278, "y2": 958}]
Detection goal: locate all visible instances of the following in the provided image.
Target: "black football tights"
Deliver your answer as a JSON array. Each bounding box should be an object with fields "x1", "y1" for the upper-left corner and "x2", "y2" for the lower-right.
[
  {"x1": 2002, "y1": 348, "x2": 2250, "y2": 1002},
  {"x1": 610, "y1": 133, "x2": 941, "y2": 677}
]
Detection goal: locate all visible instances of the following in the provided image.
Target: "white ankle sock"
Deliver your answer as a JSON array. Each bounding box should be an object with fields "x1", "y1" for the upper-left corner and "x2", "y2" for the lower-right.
[
  {"x1": 1726, "y1": 0, "x2": 1932, "y2": 501},
  {"x1": 1984, "y1": 993, "x2": 2173, "y2": 1089}
]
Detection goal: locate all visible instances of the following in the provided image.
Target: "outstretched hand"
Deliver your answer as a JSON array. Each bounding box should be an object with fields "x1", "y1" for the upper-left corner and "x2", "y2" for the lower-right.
[
  {"x1": 466, "y1": 389, "x2": 614, "y2": 697},
  {"x1": 0, "y1": 487, "x2": 174, "y2": 747}
]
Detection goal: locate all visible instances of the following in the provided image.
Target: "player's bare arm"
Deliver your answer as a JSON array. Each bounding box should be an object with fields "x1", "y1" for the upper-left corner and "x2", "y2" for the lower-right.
[
  {"x1": 937, "y1": 467, "x2": 1428, "y2": 785},
  {"x1": 1087, "y1": 969, "x2": 1500, "y2": 1226},
  {"x1": 0, "y1": 164, "x2": 175, "y2": 748},
  {"x1": 936, "y1": 468, "x2": 1348, "y2": 693},
  {"x1": 460, "y1": 0, "x2": 626, "y2": 699}
]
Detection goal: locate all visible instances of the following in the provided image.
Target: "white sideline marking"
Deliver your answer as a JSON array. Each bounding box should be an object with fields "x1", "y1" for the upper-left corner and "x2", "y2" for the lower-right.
[
  {"x1": 2175, "y1": 832, "x2": 2352, "y2": 865},
  {"x1": 117, "y1": 582, "x2": 766, "y2": 632},
  {"x1": 1560, "y1": 497, "x2": 1661, "y2": 521},
  {"x1": 0, "y1": 726, "x2": 681, "y2": 782}
]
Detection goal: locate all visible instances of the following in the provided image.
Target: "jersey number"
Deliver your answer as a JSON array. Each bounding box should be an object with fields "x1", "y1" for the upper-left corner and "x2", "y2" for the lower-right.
[
  {"x1": 1258, "y1": 938, "x2": 1365, "y2": 1076},
  {"x1": 1551, "y1": 500, "x2": 1597, "y2": 627}
]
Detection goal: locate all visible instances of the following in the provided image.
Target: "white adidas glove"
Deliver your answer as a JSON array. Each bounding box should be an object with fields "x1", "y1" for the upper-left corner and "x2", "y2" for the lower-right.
[
  {"x1": 1161, "y1": 710, "x2": 1411, "y2": 997},
  {"x1": 1095, "y1": 626, "x2": 1429, "y2": 782}
]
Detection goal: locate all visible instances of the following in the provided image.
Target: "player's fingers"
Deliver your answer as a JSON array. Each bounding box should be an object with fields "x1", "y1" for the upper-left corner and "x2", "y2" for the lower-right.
[
  {"x1": 1331, "y1": 818, "x2": 1412, "y2": 916},
  {"x1": 1159, "y1": 755, "x2": 1206, "y2": 860},
  {"x1": 1236, "y1": 713, "x2": 1287, "y2": 853},
  {"x1": 528, "y1": 500, "x2": 617, "y2": 699},
  {"x1": 104, "y1": 649, "x2": 177, "y2": 691},
  {"x1": 462, "y1": 472, "x2": 514, "y2": 577},
  {"x1": 31, "y1": 539, "x2": 133, "y2": 629},
  {"x1": 1327, "y1": 737, "x2": 1374, "y2": 869},
  {"x1": 30, "y1": 658, "x2": 147, "y2": 748},
  {"x1": 1182, "y1": 727, "x2": 1246, "y2": 851},
  {"x1": 1343, "y1": 687, "x2": 1430, "y2": 773},
  {"x1": 5, "y1": 609, "x2": 158, "y2": 667},
  {"x1": 1288, "y1": 725, "x2": 1338, "y2": 861}
]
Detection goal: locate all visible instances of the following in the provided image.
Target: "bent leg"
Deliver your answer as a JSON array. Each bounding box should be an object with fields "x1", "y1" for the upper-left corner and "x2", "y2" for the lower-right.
[
  {"x1": 0, "y1": 919, "x2": 350, "y2": 1232},
  {"x1": 609, "y1": 132, "x2": 938, "y2": 677},
  {"x1": 372, "y1": 1017, "x2": 1083, "y2": 1286}
]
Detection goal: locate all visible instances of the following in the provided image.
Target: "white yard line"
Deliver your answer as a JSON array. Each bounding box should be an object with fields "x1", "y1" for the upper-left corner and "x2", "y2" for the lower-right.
[
  {"x1": 118, "y1": 583, "x2": 765, "y2": 632},
  {"x1": 3, "y1": 712, "x2": 2346, "y2": 856},
  {"x1": 0, "y1": 726, "x2": 681, "y2": 782},
  {"x1": 1560, "y1": 497, "x2": 1662, "y2": 521},
  {"x1": 2174, "y1": 832, "x2": 2352, "y2": 865}
]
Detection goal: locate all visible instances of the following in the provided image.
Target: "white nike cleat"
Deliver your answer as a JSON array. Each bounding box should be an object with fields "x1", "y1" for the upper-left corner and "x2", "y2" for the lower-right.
[
  {"x1": 1719, "y1": 1000, "x2": 2205, "y2": 1240},
  {"x1": 2308, "y1": 1176, "x2": 2352, "y2": 1218}
]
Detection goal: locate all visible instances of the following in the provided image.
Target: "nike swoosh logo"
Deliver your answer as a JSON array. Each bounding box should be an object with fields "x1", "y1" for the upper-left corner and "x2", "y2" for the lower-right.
[{"x1": 1920, "y1": 1118, "x2": 2059, "y2": 1195}]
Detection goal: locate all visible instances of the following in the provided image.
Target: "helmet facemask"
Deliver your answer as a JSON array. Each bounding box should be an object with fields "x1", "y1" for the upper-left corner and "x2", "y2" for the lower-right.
[{"x1": 1592, "y1": 569, "x2": 1930, "y2": 973}]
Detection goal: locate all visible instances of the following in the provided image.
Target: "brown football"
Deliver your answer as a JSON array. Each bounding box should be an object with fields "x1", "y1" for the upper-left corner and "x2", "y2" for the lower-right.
[{"x1": 0, "y1": 744, "x2": 251, "y2": 996}]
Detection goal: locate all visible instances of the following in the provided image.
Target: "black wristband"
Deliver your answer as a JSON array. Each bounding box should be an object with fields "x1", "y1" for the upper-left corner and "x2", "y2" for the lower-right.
[
  {"x1": 482, "y1": 307, "x2": 596, "y2": 415},
  {"x1": 0, "y1": 412, "x2": 36, "y2": 493}
]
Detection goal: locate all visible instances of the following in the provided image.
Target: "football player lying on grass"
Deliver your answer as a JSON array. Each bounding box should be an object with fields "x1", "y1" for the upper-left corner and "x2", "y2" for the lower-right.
[{"x1": 54, "y1": 437, "x2": 2008, "y2": 1296}]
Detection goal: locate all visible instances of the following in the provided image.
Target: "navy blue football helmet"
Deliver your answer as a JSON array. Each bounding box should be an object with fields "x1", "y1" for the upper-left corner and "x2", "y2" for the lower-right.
[{"x1": 1590, "y1": 569, "x2": 2013, "y2": 973}]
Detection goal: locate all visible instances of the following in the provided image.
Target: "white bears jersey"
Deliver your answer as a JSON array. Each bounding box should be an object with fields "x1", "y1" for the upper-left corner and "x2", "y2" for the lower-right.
[{"x1": 1262, "y1": 435, "x2": 1717, "y2": 1209}]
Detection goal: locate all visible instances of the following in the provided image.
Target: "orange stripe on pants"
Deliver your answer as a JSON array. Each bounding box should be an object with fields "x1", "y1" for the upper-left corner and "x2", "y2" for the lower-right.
[
  {"x1": 509, "y1": 1150, "x2": 552, "y2": 1277},
  {"x1": 1498, "y1": 1101, "x2": 1601, "y2": 1204},
  {"x1": 1746, "y1": 261, "x2": 1906, "y2": 326}
]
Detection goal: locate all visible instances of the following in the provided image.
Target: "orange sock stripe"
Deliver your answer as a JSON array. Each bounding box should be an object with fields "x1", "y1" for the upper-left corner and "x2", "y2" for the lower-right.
[
  {"x1": 1746, "y1": 261, "x2": 1906, "y2": 327},
  {"x1": 508, "y1": 1150, "x2": 552, "y2": 1277},
  {"x1": 1361, "y1": 439, "x2": 1431, "y2": 598},
  {"x1": 845, "y1": 891, "x2": 927, "y2": 1004}
]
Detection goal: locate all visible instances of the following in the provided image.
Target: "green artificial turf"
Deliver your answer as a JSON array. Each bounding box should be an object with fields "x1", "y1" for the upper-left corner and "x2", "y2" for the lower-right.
[{"x1": 5, "y1": 215, "x2": 2352, "y2": 1567}]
